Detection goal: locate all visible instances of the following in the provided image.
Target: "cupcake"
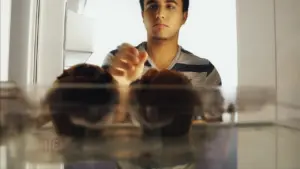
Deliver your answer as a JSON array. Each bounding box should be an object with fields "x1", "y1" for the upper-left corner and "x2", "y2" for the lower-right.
[
  {"x1": 43, "y1": 63, "x2": 118, "y2": 138},
  {"x1": 130, "y1": 69, "x2": 199, "y2": 137}
]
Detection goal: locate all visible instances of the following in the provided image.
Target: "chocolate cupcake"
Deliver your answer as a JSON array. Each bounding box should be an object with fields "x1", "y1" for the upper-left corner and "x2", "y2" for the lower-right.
[
  {"x1": 130, "y1": 69, "x2": 199, "y2": 137},
  {"x1": 43, "y1": 63, "x2": 119, "y2": 138}
]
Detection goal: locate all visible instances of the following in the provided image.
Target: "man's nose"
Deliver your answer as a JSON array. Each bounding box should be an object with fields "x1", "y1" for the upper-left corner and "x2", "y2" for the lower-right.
[{"x1": 155, "y1": 8, "x2": 165, "y2": 19}]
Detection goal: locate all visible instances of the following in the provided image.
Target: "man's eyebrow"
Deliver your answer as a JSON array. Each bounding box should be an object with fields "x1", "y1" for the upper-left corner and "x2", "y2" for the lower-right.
[
  {"x1": 165, "y1": 0, "x2": 178, "y2": 4},
  {"x1": 146, "y1": 0, "x2": 157, "y2": 5}
]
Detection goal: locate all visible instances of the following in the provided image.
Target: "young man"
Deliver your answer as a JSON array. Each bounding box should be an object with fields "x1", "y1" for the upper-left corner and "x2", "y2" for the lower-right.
[
  {"x1": 100, "y1": 2, "x2": 236, "y2": 168},
  {"x1": 102, "y1": 0, "x2": 222, "y2": 87}
]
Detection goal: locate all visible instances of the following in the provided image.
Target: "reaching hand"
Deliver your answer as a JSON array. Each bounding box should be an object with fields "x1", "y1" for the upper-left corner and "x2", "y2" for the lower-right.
[{"x1": 108, "y1": 43, "x2": 148, "y2": 86}]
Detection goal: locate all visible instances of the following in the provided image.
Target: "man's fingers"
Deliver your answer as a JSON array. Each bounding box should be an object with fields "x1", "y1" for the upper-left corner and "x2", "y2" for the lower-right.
[
  {"x1": 117, "y1": 43, "x2": 146, "y2": 65},
  {"x1": 118, "y1": 43, "x2": 138, "y2": 56},
  {"x1": 113, "y1": 59, "x2": 134, "y2": 71},
  {"x1": 109, "y1": 67, "x2": 125, "y2": 76},
  {"x1": 117, "y1": 50, "x2": 139, "y2": 64},
  {"x1": 117, "y1": 43, "x2": 133, "y2": 50},
  {"x1": 128, "y1": 46, "x2": 139, "y2": 56},
  {"x1": 138, "y1": 51, "x2": 148, "y2": 64}
]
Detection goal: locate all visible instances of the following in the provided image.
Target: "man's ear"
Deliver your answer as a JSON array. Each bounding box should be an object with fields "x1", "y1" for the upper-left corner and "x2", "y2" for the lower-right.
[{"x1": 182, "y1": 12, "x2": 188, "y2": 24}]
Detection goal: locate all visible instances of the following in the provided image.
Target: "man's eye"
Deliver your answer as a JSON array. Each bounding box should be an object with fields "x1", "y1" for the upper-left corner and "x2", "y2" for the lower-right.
[
  {"x1": 149, "y1": 4, "x2": 158, "y2": 10},
  {"x1": 166, "y1": 4, "x2": 176, "y2": 9}
]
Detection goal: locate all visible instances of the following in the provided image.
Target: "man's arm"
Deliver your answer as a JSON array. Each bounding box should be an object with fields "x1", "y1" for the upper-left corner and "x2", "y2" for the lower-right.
[
  {"x1": 100, "y1": 46, "x2": 148, "y2": 123},
  {"x1": 186, "y1": 61, "x2": 222, "y2": 87},
  {"x1": 192, "y1": 61, "x2": 223, "y2": 122},
  {"x1": 206, "y1": 62, "x2": 222, "y2": 86}
]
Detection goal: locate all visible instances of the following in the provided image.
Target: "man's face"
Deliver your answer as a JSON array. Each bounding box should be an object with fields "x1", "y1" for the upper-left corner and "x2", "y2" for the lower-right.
[{"x1": 142, "y1": 0, "x2": 187, "y2": 40}]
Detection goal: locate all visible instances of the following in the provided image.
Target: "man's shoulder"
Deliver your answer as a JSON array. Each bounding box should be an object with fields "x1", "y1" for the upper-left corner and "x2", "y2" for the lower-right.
[
  {"x1": 179, "y1": 47, "x2": 212, "y2": 66},
  {"x1": 179, "y1": 47, "x2": 222, "y2": 86},
  {"x1": 108, "y1": 49, "x2": 118, "y2": 56}
]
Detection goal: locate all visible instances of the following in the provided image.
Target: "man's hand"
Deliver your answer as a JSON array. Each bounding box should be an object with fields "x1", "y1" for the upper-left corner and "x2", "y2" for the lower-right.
[{"x1": 108, "y1": 43, "x2": 148, "y2": 86}]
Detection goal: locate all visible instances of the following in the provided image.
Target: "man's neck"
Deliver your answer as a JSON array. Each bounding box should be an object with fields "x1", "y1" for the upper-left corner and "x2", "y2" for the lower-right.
[{"x1": 146, "y1": 35, "x2": 179, "y2": 70}]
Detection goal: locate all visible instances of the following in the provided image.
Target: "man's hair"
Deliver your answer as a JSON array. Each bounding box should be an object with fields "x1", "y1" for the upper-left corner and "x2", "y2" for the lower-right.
[{"x1": 139, "y1": 0, "x2": 189, "y2": 12}]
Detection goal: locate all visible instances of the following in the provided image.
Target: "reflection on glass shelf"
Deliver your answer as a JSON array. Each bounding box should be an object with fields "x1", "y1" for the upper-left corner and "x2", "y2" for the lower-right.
[
  {"x1": 0, "y1": 146, "x2": 7, "y2": 169},
  {"x1": 25, "y1": 163, "x2": 64, "y2": 169},
  {"x1": 64, "y1": 51, "x2": 92, "y2": 69},
  {"x1": 0, "y1": 125, "x2": 299, "y2": 169}
]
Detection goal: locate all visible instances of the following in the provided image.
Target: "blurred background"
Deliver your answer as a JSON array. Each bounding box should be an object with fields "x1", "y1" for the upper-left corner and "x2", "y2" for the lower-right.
[{"x1": 0, "y1": 0, "x2": 300, "y2": 168}]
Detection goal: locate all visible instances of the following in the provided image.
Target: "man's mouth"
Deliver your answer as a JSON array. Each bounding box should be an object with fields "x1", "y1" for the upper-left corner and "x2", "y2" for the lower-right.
[{"x1": 153, "y1": 24, "x2": 169, "y2": 28}]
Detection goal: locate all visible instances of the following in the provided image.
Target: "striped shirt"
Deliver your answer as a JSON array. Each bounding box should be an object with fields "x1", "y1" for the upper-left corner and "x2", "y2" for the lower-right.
[
  {"x1": 102, "y1": 42, "x2": 222, "y2": 87},
  {"x1": 99, "y1": 43, "x2": 235, "y2": 169}
]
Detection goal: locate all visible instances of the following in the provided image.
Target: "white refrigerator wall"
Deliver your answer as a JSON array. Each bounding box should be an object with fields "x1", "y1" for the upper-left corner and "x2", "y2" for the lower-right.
[
  {"x1": 275, "y1": 1, "x2": 300, "y2": 167},
  {"x1": 236, "y1": 0, "x2": 277, "y2": 123},
  {"x1": 5, "y1": 0, "x2": 66, "y2": 86},
  {"x1": 35, "y1": 0, "x2": 66, "y2": 85},
  {"x1": 236, "y1": 1, "x2": 277, "y2": 167},
  {"x1": 276, "y1": 0, "x2": 300, "y2": 124},
  {"x1": 237, "y1": 0, "x2": 300, "y2": 124},
  {"x1": 0, "y1": 0, "x2": 12, "y2": 81},
  {"x1": 7, "y1": 0, "x2": 38, "y2": 85},
  {"x1": 237, "y1": 0, "x2": 300, "y2": 168}
]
